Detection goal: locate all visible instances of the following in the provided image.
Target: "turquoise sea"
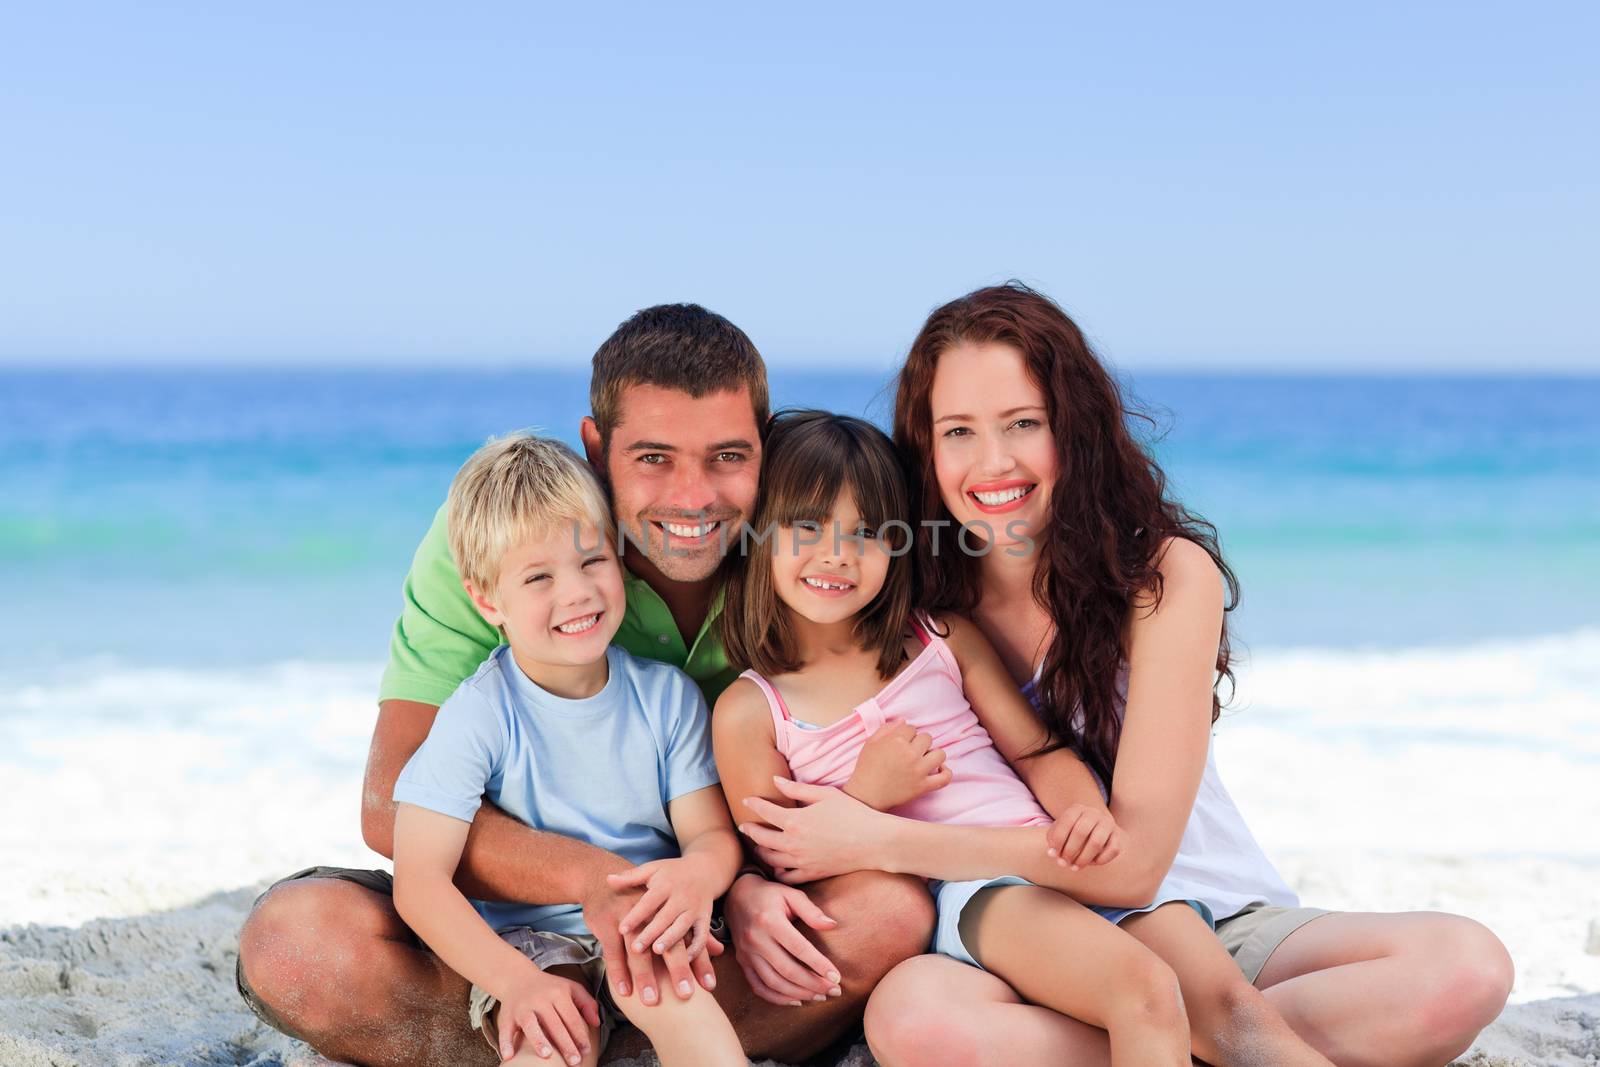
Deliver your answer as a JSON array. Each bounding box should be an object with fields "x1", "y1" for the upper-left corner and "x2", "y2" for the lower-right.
[{"x1": 3, "y1": 368, "x2": 1597, "y2": 680}]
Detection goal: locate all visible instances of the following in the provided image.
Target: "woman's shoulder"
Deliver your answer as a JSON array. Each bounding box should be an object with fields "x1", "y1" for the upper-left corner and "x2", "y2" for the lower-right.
[{"x1": 1131, "y1": 536, "x2": 1224, "y2": 630}]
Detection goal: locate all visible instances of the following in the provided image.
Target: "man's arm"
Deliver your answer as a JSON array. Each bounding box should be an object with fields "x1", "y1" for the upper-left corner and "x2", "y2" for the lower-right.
[{"x1": 362, "y1": 698, "x2": 629, "y2": 904}]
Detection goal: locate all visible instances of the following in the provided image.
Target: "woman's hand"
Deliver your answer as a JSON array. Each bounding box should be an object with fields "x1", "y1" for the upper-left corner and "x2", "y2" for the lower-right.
[
  {"x1": 1045, "y1": 803, "x2": 1125, "y2": 870},
  {"x1": 739, "y1": 777, "x2": 892, "y2": 884},
  {"x1": 844, "y1": 722, "x2": 951, "y2": 811}
]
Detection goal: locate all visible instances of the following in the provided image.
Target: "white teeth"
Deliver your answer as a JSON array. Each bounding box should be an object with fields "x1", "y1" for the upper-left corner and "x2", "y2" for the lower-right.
[
  {"x1": 973, "y1": 486, "x2": 1031, "y2": 506},
  {"x1": 555, "y1": 614, "x2": 600, "y2": 634},
  {"x1": 664, "y1": 521, "x2": 718, "y2": 538},
  {"x1": 803, "y1": 577, "x2": 853, "y2": 591}
]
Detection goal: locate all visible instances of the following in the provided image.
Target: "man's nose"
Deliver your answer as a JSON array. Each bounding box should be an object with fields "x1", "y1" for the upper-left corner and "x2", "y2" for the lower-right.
[{"x1": 664, "y1": 463, "x2": 717, "y2": 513}]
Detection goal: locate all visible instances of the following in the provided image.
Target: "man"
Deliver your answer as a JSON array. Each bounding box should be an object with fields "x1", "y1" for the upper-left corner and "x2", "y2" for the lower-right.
[{"x1": 235, "y1": 304, "x2": 935, "y2": 1066}]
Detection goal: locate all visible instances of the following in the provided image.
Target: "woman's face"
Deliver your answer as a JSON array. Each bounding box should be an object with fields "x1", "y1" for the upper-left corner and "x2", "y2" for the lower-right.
[{"x1": 929, "y1": 341, "x2": 1058, "y2": 553}]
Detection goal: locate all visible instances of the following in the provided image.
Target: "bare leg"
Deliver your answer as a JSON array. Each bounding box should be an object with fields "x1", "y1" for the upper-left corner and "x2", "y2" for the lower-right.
[
  {"x1": 1252, "y1": 911, "x2": 1514, "y2": 1067},
  {"x1": 237, "y1": 878, "x2": 495, "y2": 1067},
  {"x1": 1122, "y1": 903, "x2": 1334, "y2": 1066},
  {"x1": 239, "y1": 869, "x2": 933, "y2": 1067},
  {"x1": 961, "y1": 885, "x2": 1190, "y2": 1066},
  {"x1": 613, "y1": 969, "x2": 745, "y2": 1067},
  {"x1": 719, "y1": 870, "x2": 936, "y2": 1063},
  {"x1": 865, "y1": 954, "x2": 1113, "y2": 1067}
]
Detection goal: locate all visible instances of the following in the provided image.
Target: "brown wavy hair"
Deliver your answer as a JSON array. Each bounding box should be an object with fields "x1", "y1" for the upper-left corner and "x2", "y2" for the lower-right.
[
  {"x1": 720, "y1": 410, "x2": 916, "y2": 681},
  {"x1": 892, "y1": 282, "x2": 1238, "y2": 788}
]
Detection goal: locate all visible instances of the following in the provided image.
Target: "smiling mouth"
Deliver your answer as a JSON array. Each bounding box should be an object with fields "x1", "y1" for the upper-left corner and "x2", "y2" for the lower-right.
[
  {"x1": 553, "y1": 612, "x2": 602, "y2": 635},
  {"x1": 968, "y1": 484, "x2": 1037, "y2": 509},
  {"x1": 802, "y1": 575, "x2": 856, "y2": 594},
  {"x1": 654, "y1": 519, "x2": 724, "y2": 542}
]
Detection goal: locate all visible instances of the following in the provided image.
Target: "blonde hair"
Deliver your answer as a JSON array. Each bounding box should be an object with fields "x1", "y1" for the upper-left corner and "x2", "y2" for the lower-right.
[{"x1": 446, "y1": 432, "x2": 612, "y2": 594}]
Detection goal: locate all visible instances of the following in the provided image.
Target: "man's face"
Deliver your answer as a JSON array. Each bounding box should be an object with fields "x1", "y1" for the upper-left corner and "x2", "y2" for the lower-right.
[{"x1": 582, "y1": 383, "x2": 762, "y2": 584}]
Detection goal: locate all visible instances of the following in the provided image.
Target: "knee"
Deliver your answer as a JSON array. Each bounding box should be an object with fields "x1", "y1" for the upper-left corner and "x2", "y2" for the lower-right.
[
  {"x1": 864, "y1": 960, "x2": 985, "y2": 1067},
  {"x1": 1106, "y1": 953, "x2": 1186, "y2": 1033},
  {"x1": 809, "y1": 871, "x2": 935, "y2": 987},
  {"x1": 238, "y1": 879, "x2": 386, "y2": 1037},
  {"x1": 1414, "y1": 919, "x2": 1514, "y2": 1048}
]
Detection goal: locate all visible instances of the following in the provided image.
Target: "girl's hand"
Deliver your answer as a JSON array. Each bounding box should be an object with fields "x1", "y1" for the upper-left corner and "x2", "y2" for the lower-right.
[
  {"x1": 844, "y1": 722, "x2": 951, "y2": 811},
  {"x1": 739, "y1": 777, "x2": 889, "y2": 883},
  {"x1": 606, "y1": 855, "x2": 722, "y2": 962},
  {"x1": 1045, "y1": 803, "x2": 1125, "y2": 870},
  {"x1": 496, "y1": 965, "x2": 601, "y2": 1065}
]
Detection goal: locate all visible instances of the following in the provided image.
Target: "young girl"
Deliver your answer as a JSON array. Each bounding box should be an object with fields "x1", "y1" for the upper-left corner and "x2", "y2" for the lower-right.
[{"x1": 714, "y1": 411, "x2": 1336, "y2": 1066}]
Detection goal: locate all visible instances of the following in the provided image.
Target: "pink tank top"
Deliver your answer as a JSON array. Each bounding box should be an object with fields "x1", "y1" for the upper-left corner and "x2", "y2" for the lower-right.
[{"x1": 740, "y1": 614, "x2": 1051, "y2": 829}]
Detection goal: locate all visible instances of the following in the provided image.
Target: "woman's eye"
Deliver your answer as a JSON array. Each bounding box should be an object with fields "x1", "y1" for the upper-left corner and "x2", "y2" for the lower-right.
[
  {"x1": 942, "y1": 426, "x2": 971, "y2": 438},
  {"x1": 1012, "y1": 418, "x2": 1040, "y2": 430}
]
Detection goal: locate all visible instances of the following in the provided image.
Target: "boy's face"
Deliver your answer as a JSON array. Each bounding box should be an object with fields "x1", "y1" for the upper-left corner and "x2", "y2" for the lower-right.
[
  {"x1": 581, "y1": 384, "x2": 762, "y2": 584},
  {"x1": 770, "y1": 488, "x2": 893, "y2": 628},
  {"x1": 465, "y1": 523, "x2": 626, "y2": 670}
]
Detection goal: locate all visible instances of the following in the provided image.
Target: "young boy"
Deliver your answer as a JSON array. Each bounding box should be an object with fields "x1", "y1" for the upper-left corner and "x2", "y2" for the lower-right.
[{"x1": 390, "y1": 432, "x2": 745, "y2": 1067}]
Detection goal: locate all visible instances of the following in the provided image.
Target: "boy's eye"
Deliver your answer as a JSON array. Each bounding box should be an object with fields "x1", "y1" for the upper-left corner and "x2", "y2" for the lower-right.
[
  {"x1": 524, "y1": 573, "x2": 551, "y2": 584},
  {"x1": 582, "y1": 555, "x2": 609, "y2": 567}
]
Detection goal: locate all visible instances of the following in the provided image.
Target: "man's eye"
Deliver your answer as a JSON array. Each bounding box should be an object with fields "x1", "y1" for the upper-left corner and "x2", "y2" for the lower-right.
[
  {"x1": 715, "y1": 451, "x2": 746, "y2": 463},
  {"x1": 637, "y1": 453, "x2": 667, "y2": 465}
]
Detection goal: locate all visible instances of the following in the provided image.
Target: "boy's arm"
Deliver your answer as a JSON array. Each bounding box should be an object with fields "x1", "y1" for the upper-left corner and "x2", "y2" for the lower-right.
[{"x1": 391, "y1": 803, "x2": 550, "y2": 1004}]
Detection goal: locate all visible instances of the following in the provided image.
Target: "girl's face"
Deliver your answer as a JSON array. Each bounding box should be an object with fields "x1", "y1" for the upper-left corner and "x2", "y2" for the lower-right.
[
  {"x1": 769, "y1": 488, "x2": 893, "y2": 628},
  {"x1": 929, "y1": 341, "x2": 1058, "y2": 552}
]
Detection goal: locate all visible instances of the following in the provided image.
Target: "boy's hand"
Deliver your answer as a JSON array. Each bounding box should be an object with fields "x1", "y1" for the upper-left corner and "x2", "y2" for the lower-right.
[
  {"x1": 495, "y1": 965, "x2": 601, "y2": 1066},
  {"x1": 843, "y1": 721, "x2": 951, "y2": 811},
  {"x1": 606, "y1": 854, "x2": 723, "y2": 964},
  {"x1": 1045, "y1": 803, "x2": 1125, "y2": 870}
]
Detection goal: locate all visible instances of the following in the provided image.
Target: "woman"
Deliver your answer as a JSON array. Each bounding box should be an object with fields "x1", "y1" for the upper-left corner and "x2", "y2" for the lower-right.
[{"x1": 740, "y1": 284, "x2": 1514, "y2": 1067}]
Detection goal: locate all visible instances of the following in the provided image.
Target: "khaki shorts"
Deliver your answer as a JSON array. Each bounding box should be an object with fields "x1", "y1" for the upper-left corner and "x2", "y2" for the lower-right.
[
  {"x1": 1215, "y1": 903, "x2": 1330, "y2": 983},
  {"x1": 467, "y1": 927, "x2": 621, "y2": 1056}
]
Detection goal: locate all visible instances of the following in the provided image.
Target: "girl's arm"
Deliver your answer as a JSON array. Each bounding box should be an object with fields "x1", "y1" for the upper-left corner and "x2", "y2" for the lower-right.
[
  {"x1": 711, "y1": 677, "x2": 799, "y2": 872},
  {"x1": 744, "y1": 541, "x2": 1223, "y2": 907}
]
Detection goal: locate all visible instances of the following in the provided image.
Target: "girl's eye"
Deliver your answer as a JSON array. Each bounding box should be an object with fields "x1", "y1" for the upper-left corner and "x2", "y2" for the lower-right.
[
  {"x1": 795, "y1": 520, "x2": 822, "y2": 533},
  {"x1": 856, "y1": 526, "x2": 878, "y2": 540}
]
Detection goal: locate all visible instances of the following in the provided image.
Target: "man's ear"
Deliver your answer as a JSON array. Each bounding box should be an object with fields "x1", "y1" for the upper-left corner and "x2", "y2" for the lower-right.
[
  {"x1": 579, "y1": 416, "x2": 605, "y2": 472},
  {"x1": 462, "y1": 579, "x2": 504, "y2": 627}
]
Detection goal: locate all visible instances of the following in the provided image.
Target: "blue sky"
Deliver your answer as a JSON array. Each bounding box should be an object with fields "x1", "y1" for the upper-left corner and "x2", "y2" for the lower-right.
[{"x1": 2, "y1": 3, "x2": 1595, "y2": 372}]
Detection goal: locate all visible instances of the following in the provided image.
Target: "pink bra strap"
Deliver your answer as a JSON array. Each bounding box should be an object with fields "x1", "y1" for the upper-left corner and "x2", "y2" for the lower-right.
[
  {"x1": 738, "y1": 669, "x2": 793, "y2": 758},
  {"x1": 908, "y1": 611, "x2": 932, "y2": 647}
]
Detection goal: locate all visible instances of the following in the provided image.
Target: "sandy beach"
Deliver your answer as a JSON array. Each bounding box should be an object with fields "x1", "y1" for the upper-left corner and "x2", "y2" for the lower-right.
[{"x1": 4, "y1": 632, "x2": 1598, "y2": 1065}]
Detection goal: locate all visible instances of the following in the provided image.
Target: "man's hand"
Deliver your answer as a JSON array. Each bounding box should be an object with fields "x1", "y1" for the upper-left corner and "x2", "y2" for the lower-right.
[
  {"x1": 843, "y1": 722, "x2": 951, "y2": 811},
  {"x1": 1044, "y1": 803, "x2": 1125, "y2": 870},
  {"x1": 580, "y1": 869, "x2": 720, "y2": 1005},
  {"x1": 722, "y1": 872, "x2": 843, "y2": 1007},
  {"x1": 607, "y1": 853, "x2": 723, "y2": 960}
]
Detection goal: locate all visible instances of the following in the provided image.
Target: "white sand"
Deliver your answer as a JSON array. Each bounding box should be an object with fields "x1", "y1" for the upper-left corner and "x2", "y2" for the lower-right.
[{"x1": 3, "y1": 634, "x2": 1598, "y2": 1065}]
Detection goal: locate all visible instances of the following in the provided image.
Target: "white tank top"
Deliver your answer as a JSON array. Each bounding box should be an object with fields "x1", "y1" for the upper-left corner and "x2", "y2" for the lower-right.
[{"x1": 1023, "y1": 667, "x2": 1298, "y2": 921}]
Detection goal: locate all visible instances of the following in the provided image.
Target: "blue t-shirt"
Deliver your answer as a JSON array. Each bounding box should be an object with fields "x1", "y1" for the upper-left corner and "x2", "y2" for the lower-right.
[{"x1": 393, "y1": 643, "x2": 720, "y2": 937}]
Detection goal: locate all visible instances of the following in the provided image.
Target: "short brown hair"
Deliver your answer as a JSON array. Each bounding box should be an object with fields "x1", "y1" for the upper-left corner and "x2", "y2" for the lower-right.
[
  {"x1": 589, "y1": 303, "x2": 769, "y2": 449},
  {"x1": 720, "y1": 410, "x2": 915, "y2": 680}
]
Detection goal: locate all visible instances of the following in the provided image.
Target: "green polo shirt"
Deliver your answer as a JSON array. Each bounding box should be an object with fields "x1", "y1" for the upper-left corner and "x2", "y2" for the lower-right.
[{"x1": 379, "y1": 505, "x2": 739, "y2": 708}]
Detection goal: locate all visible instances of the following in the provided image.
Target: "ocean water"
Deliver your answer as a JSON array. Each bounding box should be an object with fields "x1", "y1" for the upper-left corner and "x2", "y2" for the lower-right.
[{"x1": 3, "y1": 367, "x2": 1596, "y2": 677}]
